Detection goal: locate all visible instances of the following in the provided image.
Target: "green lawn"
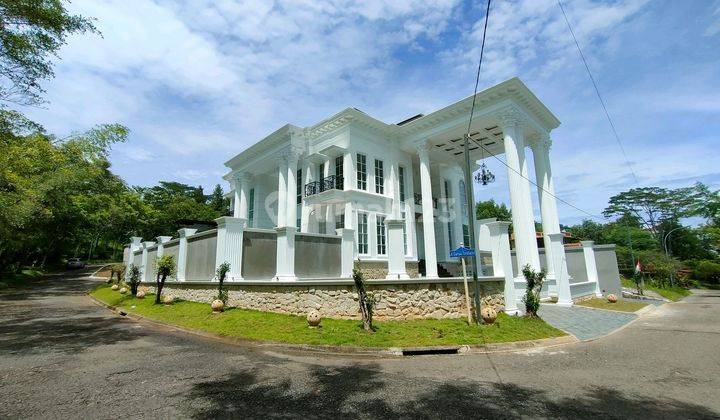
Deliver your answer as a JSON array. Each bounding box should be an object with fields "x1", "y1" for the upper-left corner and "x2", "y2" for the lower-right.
[
  {"x1": 0, "y1": 269, "x2": 44, "y2": 290},
  {"x1": 621, "y1": 277, "x2": 691, "y2": 301},
  {"x1": 91, "y1": 285, "x2": 565, "y2": 348},
  {"x1": 576, "y1": 298, "x2": 649, "y2": 313}
]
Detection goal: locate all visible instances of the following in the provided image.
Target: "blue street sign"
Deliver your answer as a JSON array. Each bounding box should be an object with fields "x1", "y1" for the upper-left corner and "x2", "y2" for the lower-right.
[{"x1": 450, "y1": 246, "x2": 476, "y2": 258}]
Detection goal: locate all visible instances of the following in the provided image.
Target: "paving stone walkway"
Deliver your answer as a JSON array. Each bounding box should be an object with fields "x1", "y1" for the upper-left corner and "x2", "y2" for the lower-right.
[{"x1": 538, "y1": 304, "x2": 638, "y2": 341}]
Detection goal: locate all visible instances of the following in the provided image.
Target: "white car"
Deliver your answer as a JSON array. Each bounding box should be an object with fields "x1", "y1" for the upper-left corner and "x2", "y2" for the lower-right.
[{"x1": 66, "y1": 258, "x2": 86, "y2": 269}]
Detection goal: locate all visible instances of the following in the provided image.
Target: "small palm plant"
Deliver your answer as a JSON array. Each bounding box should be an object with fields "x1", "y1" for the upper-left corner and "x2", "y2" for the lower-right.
[
  {"x1": 522, "y1": 264, "x2": 546, "y2": 317},
  {"x1": 154, "y1": 255, "x2": 176, "y2": 304}
]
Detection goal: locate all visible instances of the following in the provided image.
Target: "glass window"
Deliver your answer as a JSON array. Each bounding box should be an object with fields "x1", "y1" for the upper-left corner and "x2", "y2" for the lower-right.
[
  {"x1": 376, "y1": 215, "x2": 386, "y2": 255},
  {"x1": 445, "y1": 180, "x2": 453, "y2": 250},
  {"x1": 374, "y1": 159, "x2": 384, "y2": 194},
  {"x1": 319, "y1": 220, "x2": 327, "y2": 235},
  {"x1": 459, "y1": 180, "x2": 468, "y2": 223},
  {"x1": 357, "y1": 213, "x2": 368, "y2": 254},
  {"x1": 463, "y1": 224, "x2": 471, "y2": 248},
  {"x1": 356, "y1": 154, "x2": 367, "y2": 190},
  {"x1": 336, "y1": 212, "x2": 345, "y2": 230},
  {"x1": 335, "y1": 156, "x2": 343, "y2": 178},
  {"x1": 297, "y1": 217, "x2": 301, "y2": 229},
  {"x1": 296, "y1": 168, "x2": 302, "y2": 204},
  {"x1": 399, "y1": 166, "x2": 406, "y2": 202},
  {"x1": 318, "y1": 163, "x2": 324, "y2": 181},
  {"x1": 401, "y1": 211, "x2": 407, "y2": 254},
  {"x1": 248, "y1": 188, "x2": 255, "y2": 224}
]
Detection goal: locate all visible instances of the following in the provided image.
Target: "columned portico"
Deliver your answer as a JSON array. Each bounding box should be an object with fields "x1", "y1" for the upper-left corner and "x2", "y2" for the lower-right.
[
  {"x1": 417, "y1": 143, "x2": 438, "y2": 278},
  {"x1": 232, "y1": 172, "x2": 251, "y2": 219},
  {"x1": 498, "y1": 108, "x2": 541, "y2": 276}
]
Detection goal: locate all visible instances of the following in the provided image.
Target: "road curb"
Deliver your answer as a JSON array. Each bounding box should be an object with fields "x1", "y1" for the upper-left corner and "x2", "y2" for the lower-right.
[{"x1": 85, "y1": 292, "x2": 579, "y2": 357}]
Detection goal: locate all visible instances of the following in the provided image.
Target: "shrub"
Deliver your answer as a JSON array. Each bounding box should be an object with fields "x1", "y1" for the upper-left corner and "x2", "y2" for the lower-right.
[
  {"x1": 215, "y1": 262, "x2": 230, "y2": 304},
  {"x1": 126, "y1": 264, "x2": 141, "y2": 296},
  {"x1": 352, "y1": 267, "x2": 378, "y2": 331},
  {"x1": 635, "y1": 249, "x2": 683, "y2": 288},
  {"x1": 154, "y1": 255, "x2": 176, "y2": 304},
  {"x1": 694, "y1": 260, "x2": 720, "y2": 284},
  {"x1": 522, "y1": 265, "x2": 545, "y2": 317}
]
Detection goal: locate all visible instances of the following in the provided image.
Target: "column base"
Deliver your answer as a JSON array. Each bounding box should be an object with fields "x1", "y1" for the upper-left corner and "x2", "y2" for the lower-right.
[
  {"x1": 385, "y1": 273, "x2": 410, "y2": 280},
  {"x1": 275, "y1": 275, "x2": 298, "y2": 282},
  {"x1": 504, "y1": 307, "x2": 523, "y2": 316},
  {"x1": 227, "y1": 274, "x2": 244, "y2": 282},
  {"x1": 555, "y1": 300, "x2": 573, "y2": 307}
]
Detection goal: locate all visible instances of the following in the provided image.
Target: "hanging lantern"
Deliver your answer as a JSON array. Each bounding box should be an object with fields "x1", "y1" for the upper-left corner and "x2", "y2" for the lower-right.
[{"x1": 474, "y1": 162, "x2": 495, "y2": 185}]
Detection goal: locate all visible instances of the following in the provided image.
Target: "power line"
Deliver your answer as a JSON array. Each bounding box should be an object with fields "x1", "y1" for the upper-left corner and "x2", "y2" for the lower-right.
[
  {"x1": 557, "y1": 0, "x2": 639, "y2": 185},
  {"x1": 465, "y1": 0, "x2": 492, "y2": 138}
]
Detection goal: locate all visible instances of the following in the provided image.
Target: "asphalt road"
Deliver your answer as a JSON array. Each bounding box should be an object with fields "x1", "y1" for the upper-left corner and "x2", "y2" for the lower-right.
[{"x1": 1, "y1": 271, "x2": 719, "y2": 419}]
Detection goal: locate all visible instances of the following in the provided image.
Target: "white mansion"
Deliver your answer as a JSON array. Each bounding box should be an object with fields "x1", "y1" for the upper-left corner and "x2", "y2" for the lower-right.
[{"x1": 225, "y1": 78, "x2": 566, "y2": 285}]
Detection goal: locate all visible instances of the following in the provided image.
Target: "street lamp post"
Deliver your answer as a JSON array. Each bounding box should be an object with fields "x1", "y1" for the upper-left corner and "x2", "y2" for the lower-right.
[{"x1": 662, "y1": 226, "x2": 682, "y2": 287}]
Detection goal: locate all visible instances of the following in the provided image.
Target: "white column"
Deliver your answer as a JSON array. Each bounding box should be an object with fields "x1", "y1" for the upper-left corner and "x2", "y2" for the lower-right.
[
  {"x1": 140, "y1": 241, "x2": 156, "y2": 282},
  {"x1": 156, "y1": 236, "x2": 172, "y2": 257},
  {"x1": 126, "y1": 237, "x2": 142, "y2": 278},
  {"x1": 301, "y1": 160, "x2": 313, "y2": 232},
  {"x1": 176, "y1": 228, "x2": 197, "y2": 282},
  {"x1": 452, "y1": 166, "x2": 466, "y2": 250},
  {"x1": 385, "y1": 162, "x2": 408, "y2": 279},
  {"x1": 531, "y1": 134, "x2": 561, "y2": 282},
  {"x1": 337, "y1": 228, "x2": 355, "y2": 278},
  {"x1": 276, "y1": 156, "x2": 287, "y2": 228},
  {"x1": 232, "y1": 172, "x2": 250, "y2": 219},
  {"x1": 581, "y1": 240, "x2": 603, "y2": 297},
  {"x1": 475, "y1": 217, "x2": 496, "y2": 276},
  {"x1": 417, "y1": 143, "x2": 438, "y2": 278},
  {"x1": 286, "y1": 152, "x2": 299, "y2": 229},
  {"x1": 343, "y1": 151, "x2": 355, "y2": 190},
  {"x1": 232, "y1": 176, "x2": 242, "y2": 217},
  {"x1": 499, "y1": 108, "x2": 541, "y2": 277},
  {"x1": 215, "y1": 217, "x2": 246, "y2": 282},
  {"x1": 547, "y1": 233, "x2": 573, "y2": 306},
  {"x1": 487, "y1": 221, "x2": 520, "y2": 315}
]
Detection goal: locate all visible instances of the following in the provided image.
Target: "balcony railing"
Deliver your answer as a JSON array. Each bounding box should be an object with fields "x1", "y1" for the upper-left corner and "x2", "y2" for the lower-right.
[
  {"x1": 305, "y1": 175, "x2": 344, "y2": 197},
  {"x1": 414, "y1": 193, "x2": 438, "y2": 209}
]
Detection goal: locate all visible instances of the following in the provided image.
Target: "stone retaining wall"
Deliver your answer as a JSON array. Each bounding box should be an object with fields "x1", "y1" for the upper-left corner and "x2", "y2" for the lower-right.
[
  {"x1": 143, "y1": 279, "x2": 504, "y2": 320},
  {"x1": 355, "y1": 261, "x2": 420, "y2": 279}
]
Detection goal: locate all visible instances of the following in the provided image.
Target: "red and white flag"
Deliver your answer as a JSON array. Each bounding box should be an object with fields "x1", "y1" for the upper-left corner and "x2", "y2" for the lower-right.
[{"x1": 634, "y1": 259, "x2": 642, "y2": 274}]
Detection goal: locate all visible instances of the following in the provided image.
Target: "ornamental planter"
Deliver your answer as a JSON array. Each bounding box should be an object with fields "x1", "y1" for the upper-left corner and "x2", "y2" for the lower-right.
[
  {"x1": 211, "y1": 299, "x2": 224, "y2": 313},
  {"x1": 481, "y1": 306, "x2": 497, "y2": 324},
  {"x1": 307, "y1": 310, "x2": 321, "y2": 328},
  {"x1": 607, "y1": 294, "x2": 618, "y2": 303}
]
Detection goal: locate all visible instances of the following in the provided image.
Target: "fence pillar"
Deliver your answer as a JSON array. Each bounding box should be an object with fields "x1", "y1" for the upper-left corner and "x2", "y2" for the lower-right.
[
  {"x1": 385, "y1": 219, "x2": 409, "y2": 279},
  {"x1": 275, "y1": 226, "x2": 297, "y2": 281},
  {"x1": 474, "y1": 218, "x2": 496, "y2": 276},
  {"x1": 547, "y1": 233, "x2": 573, "y2": 306},
  {"x1": 176, "y1": 228, "x2": 197, "y2": 282},
  {"x1": 581, "y1": 240, "x2": 603, "y2": 297},
  {"x1": 126, "y1": 237, "x2": 142, "y2": 278},
  {"x1": 337, "y1": 228, "x2": 355, "y2": 278},
  {"x1": 487, "y1": 221, "x2": 522, "y2": 315},
  {"x1": 140, "y1": 241, "x2": 156, "y2": 282},
  {"x1": 156, "y1": 236, "x2": 172, "y2": 257},
  {"x1": 215, "y1": 217, "x2": 246, "y2": 282}
]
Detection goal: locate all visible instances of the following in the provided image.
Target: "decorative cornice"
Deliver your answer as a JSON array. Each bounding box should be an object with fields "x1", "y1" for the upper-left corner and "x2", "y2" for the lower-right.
[
  {"x1": 528, "y1": 132, "x2": 552, "y2": 152},
  {"x1": 494, "y1": 105, "x2": 525, "y2": 128}
]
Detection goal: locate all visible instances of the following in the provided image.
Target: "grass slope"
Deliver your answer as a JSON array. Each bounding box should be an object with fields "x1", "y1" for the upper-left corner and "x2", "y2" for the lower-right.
[
  {"x1": 92, "y1": 285, "x2": 564, "y2": 348},
  {"x1": 576, "y1": 298, "x2": 648, "y2": 313},
  {"x1": 621, "y1": 277, "x2": 691, "y2": 301}
]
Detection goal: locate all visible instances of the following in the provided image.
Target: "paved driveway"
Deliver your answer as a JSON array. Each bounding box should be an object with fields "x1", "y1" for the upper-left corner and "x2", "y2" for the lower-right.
[
  {"x1": 539, "y1": 303, "x2": 638, "y2": 340},
  {"x1": 1, "y1": 273, "x2": 719, "y2": 419}
]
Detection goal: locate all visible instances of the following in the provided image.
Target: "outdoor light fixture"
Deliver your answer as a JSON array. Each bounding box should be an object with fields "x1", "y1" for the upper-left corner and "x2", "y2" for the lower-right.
[{"x1": 474, "y1": 162, "x2": 495, "y2": 185}]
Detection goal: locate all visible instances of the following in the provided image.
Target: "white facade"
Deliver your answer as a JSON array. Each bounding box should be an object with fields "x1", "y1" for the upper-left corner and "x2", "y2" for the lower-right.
[{"x1": 223, "y1": 78, "x2": 570, "y2": 291}]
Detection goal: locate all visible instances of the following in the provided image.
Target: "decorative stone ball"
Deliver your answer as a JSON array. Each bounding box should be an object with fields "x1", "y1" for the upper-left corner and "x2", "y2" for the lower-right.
[
  {"x1": 607, "y1": 294, "x2": 618, "y2": 303},
  {"x1": 136, "y1": 290, "x2": 145, "y2": 299},
  {"x1": 119, "y1": 287, "x2": 128, "y2": 294},
  {"x1": 211, "y1": 299, "x2": 225, "y2": 313},
  {"x1": 162, "y1": 295, "x2": 174, "y2": 305},
  {"x1": 307, "y1": 310, "x2": 321, "y2": 327},
  {"x1": 481, "y1": 306, "x2": 498, "y2": 324},
  {"x1": 111, "y1": 284, "x2": 119, "y2": 291}
]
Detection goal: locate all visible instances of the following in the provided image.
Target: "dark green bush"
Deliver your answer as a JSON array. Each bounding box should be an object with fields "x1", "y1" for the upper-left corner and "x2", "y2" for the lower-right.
[{"x1": 693, "y1": 260, "x2": 720, "y2": 284}]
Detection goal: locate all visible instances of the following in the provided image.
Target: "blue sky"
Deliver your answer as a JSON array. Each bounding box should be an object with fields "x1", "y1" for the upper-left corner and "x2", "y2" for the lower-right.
[{"x1": 18, "y1": 0, "x2": 720, "y2": 225}]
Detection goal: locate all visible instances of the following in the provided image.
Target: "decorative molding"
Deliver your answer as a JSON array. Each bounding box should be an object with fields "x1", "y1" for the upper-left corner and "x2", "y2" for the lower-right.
[
  {"x1": 528, "y1": 132, "x2": 552, "y2": 153},
  {"x1": 494, "y1": 105, "x2": 525, "y2": 128}
]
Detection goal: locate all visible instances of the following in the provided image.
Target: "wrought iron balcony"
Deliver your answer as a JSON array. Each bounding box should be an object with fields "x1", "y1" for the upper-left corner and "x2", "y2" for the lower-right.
[
  {"x1": 305, "y1": 175, "x2": 344, "y2": 197},
  {"x1": 413, "y1": 193, "x2": 438, "y2": 209}
]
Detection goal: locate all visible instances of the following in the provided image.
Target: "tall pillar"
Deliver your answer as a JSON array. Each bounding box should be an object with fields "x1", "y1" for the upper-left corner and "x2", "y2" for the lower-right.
[
  {"x1": 156, "y1": 236, "x2": 172, "y2": 257},
  {"x1": 487, "y1": 221, "x2": 520, "y2": 315},
  {"x1": 386, "y1": 162, "x2": 408, "y2": 279},
  {"x1": 581, "y1": 240, "x2": 603, "y2": 297},
  {"x1": 286, "y1": 152, "x2": 299, "y2": 229},
  {"x1": 547, "y1": 233, "x2": 573, "y2": 306},
  {"x1": 417, "y1": 143, "x2": 438, "y2": 278},
  {"x1": 531, "y1": 133, "x2": 562, "y2": 282},
  {"x1": 176, "y1": 228, "x2": 197, "y2": 282},
  {"x1": 215, "y1": 217, "x2": 246, "y2": 282},
  {"x1": 498, "y1": 108, "x2": 541, "y2": 277},
  {"x1": 301, "y1": 160, "x2": 313, "y2": 232},
  {"x1": 337, "y1": 228, "x2": 355, "y2": 278},
  {"x1": 232, "y1": 172, "x2": 250, "y2": 219},
  {"x1": 343, "y1": 151, "x2": 355, "y2": 190},
  {"x1": 126, "y1": 237, "x2": 142, "y2": 278},
  {"x1": 140, "y1": 241, "x2": 156, "y2": 282},
  {"x1": 276, "y1": 156, "x2": 287, "y2": 228}
]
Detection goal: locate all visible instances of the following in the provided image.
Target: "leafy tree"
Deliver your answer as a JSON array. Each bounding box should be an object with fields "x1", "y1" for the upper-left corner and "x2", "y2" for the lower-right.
[
  {"x1": 521, "y1": 265, "x2": 545, "y2": 317},
  {"x1": 192, "y1": 185, "x2": 206, "y2": 204},
  {"x1": 476, "y1": 199, "x2": 511, "y2": 221},
  {"x1": 0, "y1": 0, "x2": 97, "y2": 106},
  {"x1": 154, "y1": 255, "x2": 175, "y2": 304},
  {"x1": 567, "y1": 220, "x2": 605, "y2": 244},
  {"x1": 215, "y1": 262, "x2": 230, "y2": 305},
  {"x1": 209, "y1": 184, "x2": 228, "y2": 213}
]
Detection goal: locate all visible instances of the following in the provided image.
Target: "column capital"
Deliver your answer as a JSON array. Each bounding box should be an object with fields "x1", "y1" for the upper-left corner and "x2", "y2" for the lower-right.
[
  {"x1": 580, "y1": 240, "x2": 595, "y2": 248},
  {"x1": 156, "y1": 236, "x2": 173, "y2": 244},
  {"x1": 415, "y1": 141, "x2": 431, "y2": 158},
  {"x1": 284, "y1": 146, "x2": 303, "y2": 166},
  {"x1": 141, "y1": 241, "x2": 156, "y2": 249},
  {"x1": 232, "y1": 171, "x2": 252, "y2": 183},
  {"x1": 177, "y1": 228, "x2": 198, "y2": 238},
  {"x1": 529, "y1": 132, "x2": 552, "y2": 153},
  {"x1": 494, "y1": 106, "x2": 526, "y2": 129}
]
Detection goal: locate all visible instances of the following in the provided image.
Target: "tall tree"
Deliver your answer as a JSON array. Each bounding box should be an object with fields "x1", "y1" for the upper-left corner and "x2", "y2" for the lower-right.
[
  {"x1": 0, "y1": 0, "x2": 97, "y2": 106},
  {"x1": 476, "y1": 199, "x2": 511, "y2": 221},
  {"x1": 209, "y1": 184, "x2": 228, "y2": 213}
]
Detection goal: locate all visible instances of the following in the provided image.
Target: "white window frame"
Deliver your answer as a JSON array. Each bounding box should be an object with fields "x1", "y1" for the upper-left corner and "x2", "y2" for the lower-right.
[
  {"x1": 357, "y1": 212, "x2": 369, "y2": 255},
  {"x1": 399, "y1": 166, "x2": 406, "y2": 202},
  {"x1": 376, "y1": 214, "x2": 386, "y2": 255},
  {"x1": 248, "y1": 188, "x2": 255, "y2": 224},
  {"x1": 374, "y1": 159, "x2": 384, "y2": 194},
  {"x1": 356, "y1": 153, "x2": 367, "y2": 190}
]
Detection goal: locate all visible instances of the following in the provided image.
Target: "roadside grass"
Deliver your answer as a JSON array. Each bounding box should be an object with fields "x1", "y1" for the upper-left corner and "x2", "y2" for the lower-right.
[
  {"x1": 91, "y1": 285, "x2": 565, "y2": 348},
  {"x1": 0, "y1": 269, "x2": 44, "y2": 290},
  {"x1": 620, "y1": 277, "x2": 691, "y2": 301},
  {"x1": 576, "y1": 298, "x2": 648, "y2": 313}
]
